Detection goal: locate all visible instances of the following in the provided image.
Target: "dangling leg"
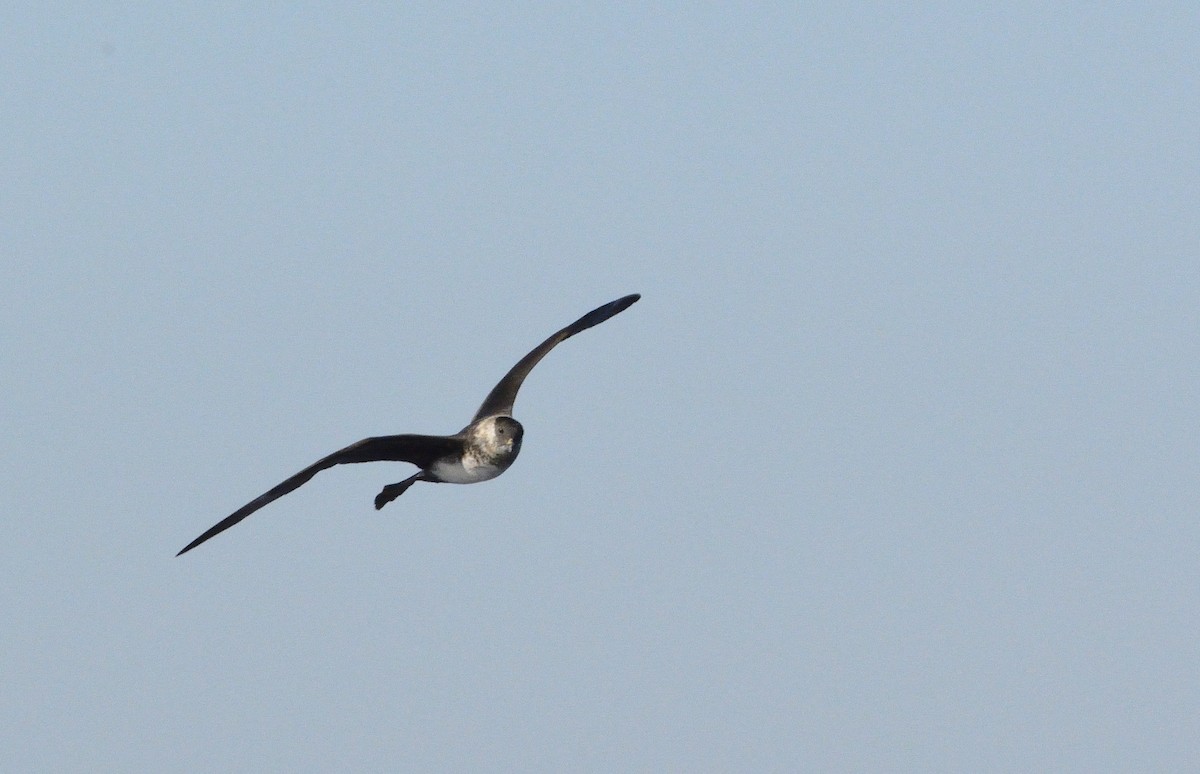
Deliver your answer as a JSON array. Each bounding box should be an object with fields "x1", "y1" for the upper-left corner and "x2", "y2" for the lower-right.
[{"x1": 374, "y1": 471, "x2": 427, "y2": 510}]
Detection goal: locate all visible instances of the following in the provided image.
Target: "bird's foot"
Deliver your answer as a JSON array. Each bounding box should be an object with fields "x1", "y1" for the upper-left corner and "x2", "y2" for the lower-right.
[{"x1": 374, "y1": 476, "x2": 420, "y2": 510}]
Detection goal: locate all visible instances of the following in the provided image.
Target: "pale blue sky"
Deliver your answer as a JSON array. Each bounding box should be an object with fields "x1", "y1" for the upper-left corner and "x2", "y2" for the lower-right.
[{"x1": 3, "y1": 4, "x2": 1198, "y2": 771}]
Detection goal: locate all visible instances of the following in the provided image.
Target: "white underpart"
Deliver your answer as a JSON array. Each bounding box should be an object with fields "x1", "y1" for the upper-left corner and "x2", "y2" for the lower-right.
[{"x1": 431, "y1": 454, "x2": 503, "y2": 484}]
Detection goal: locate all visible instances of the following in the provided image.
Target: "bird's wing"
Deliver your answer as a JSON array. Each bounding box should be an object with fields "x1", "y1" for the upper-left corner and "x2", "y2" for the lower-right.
[
  {"x1": 472, "y1": 293, "x2": 640, "y2": 421},
  {"x1": 177, "y1": 434, "x2": 463, "y2": 555}
]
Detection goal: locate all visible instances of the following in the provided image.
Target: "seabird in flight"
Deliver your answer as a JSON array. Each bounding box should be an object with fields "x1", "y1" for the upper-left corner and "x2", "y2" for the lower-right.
[{"x1": 177, "y1": 293, "x2": 640, "y2": 555}]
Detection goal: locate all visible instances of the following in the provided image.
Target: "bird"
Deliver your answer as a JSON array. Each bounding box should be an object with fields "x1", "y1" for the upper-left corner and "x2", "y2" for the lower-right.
[{"x1": 176, "y1": 293, "x2": 640, "y2": 555}]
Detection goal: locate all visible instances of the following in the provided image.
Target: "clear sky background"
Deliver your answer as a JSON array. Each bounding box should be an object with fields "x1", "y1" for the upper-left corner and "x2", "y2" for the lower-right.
[{"x1": 3, "y1": 4, "x2": 1197, "y2": 771}]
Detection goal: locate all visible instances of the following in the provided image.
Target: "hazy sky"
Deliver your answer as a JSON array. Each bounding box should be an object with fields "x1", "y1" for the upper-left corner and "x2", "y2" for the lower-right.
[{"x1": 3, "y1": 4, "x2": 1198, "y2": 771}]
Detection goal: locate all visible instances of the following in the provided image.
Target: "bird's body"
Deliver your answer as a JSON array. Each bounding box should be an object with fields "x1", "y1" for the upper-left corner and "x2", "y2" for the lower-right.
[
  {"x1": 430, "y1": 415, "x2": 523, "y2": 485},
  {"x1": 177, "y1": 294, "x2": 638, "y2": 555}
]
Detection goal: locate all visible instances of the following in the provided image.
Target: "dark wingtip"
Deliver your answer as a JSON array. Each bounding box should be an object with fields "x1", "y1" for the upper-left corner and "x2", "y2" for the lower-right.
[
  {"x1": 612, "y1": 293, "x2": 641, "y2": 315},
  {"x1": 572, "y1": 293, "x2": 641, "y2": 333},
  {"x1": 175, "y1": 522, "x2": 226, "y2": 556},
  {"x1": 597, "y1": 292, "x2": 640, "y2": 320},
  {"x1": 176, "y1": 532, "x2": 210, "y2": 555}
]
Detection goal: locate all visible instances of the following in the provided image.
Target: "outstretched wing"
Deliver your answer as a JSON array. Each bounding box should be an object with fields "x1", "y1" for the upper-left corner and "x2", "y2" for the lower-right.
[
  {"x1": 177, "y1": 434, "x2": 463, "y2": 555},
  {"x1": 472, "y1": 293, "x2": 640, "y2": 421}
]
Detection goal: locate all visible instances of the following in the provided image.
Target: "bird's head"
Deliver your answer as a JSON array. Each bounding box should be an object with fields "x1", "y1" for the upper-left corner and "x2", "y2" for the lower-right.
[{"x1": 472, "y1": 415, "x2": 524, "y2": 460}]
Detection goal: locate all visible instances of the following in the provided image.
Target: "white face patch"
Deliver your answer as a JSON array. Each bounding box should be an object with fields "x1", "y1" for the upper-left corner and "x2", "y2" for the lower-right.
[{"x1": 476, "y1": 418, "x2": 515, "y2": 452}]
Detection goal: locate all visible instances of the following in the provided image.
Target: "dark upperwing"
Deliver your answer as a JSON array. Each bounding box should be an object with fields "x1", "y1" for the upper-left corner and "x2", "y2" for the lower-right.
[
  {"x1": 177, "y1": 433, "x2": 463, "y2": 555},
  {"x1": 472, "y1": 293, "x2": 640, "y2": 421}
]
